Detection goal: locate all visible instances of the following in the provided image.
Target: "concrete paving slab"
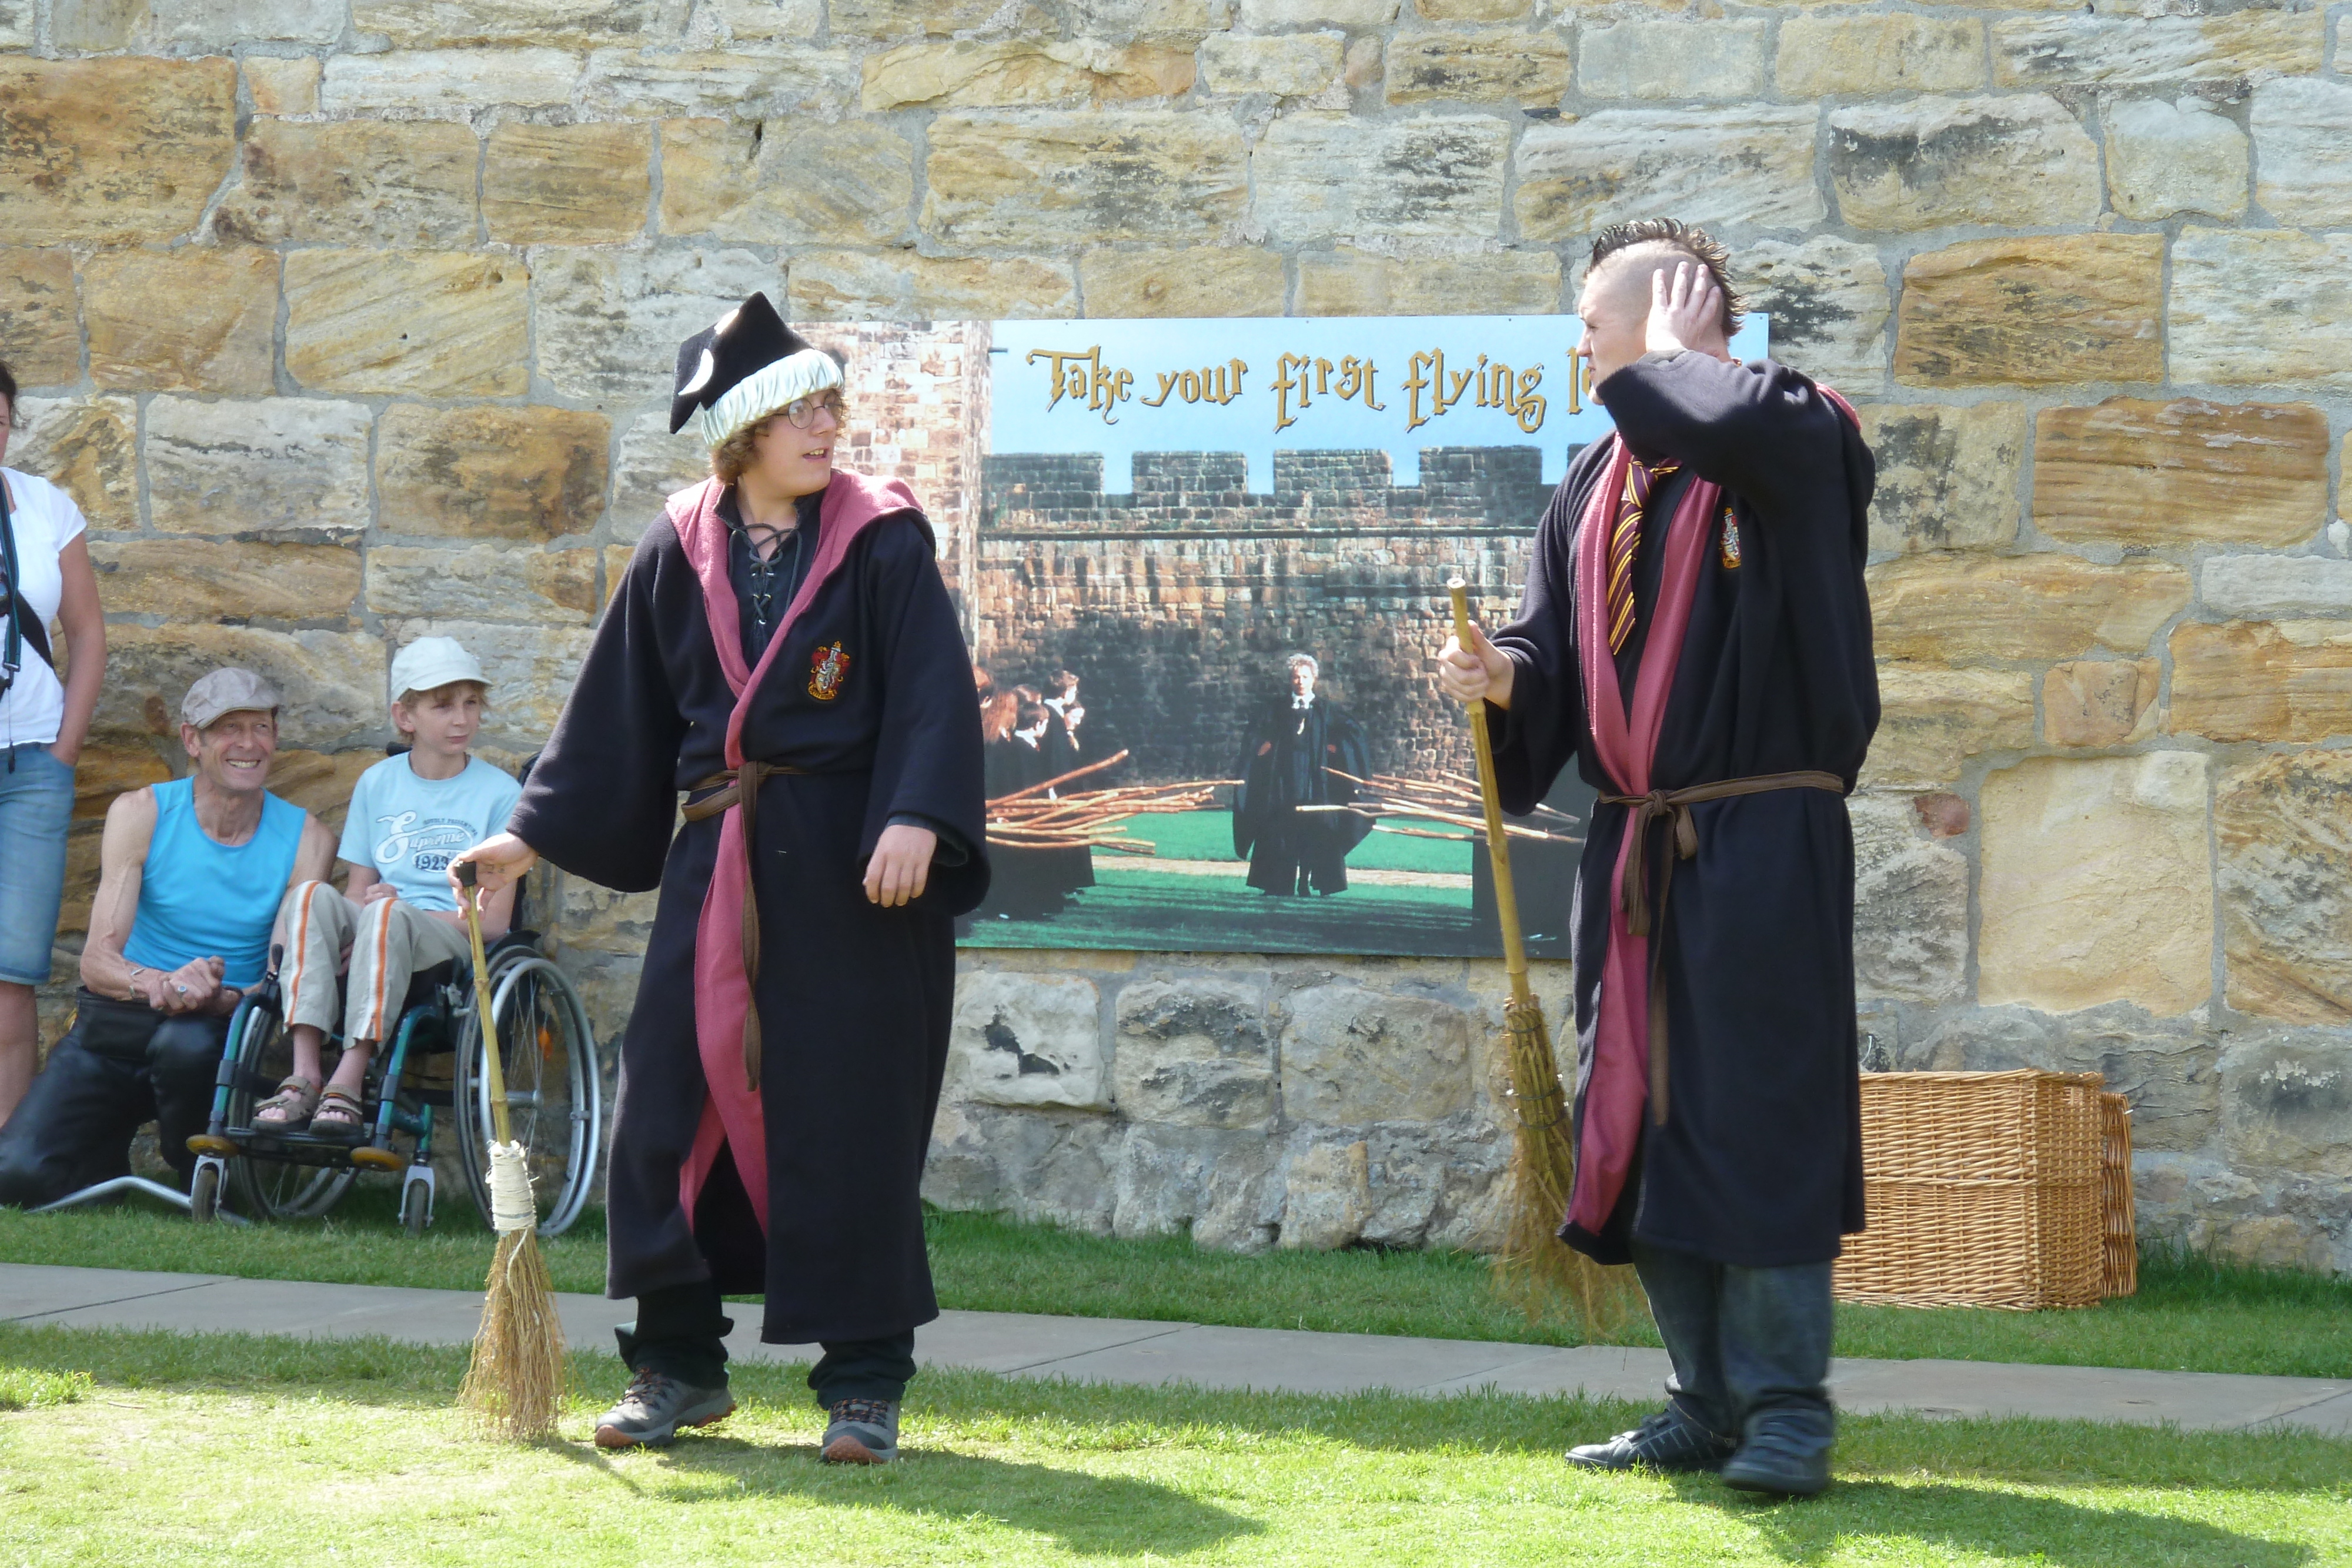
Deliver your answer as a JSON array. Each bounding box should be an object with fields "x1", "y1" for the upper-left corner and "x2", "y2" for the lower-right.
[
  {"x1": 2, "y1": 1264, "x2": 235, "y2": 1321},
  {"x1": 1828, "y1": 1357, "x2": 2352, "y2": 1435},
  {"x1": 1031, "y1": 1322, "x2": 1570, "y2": 1396},
  {"x1": 911, "y1": 1309, "x2": 1197, "y2": 1375},
  {"x1": 2249, "y1": 1390, "x2": 2352, "y2": 1439},
  {"x1": 1418, "y1": 1343, "x2": 1673, "y2": 1402}
]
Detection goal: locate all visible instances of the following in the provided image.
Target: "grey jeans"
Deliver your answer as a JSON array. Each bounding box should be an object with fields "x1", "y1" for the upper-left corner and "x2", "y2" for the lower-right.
[{"x1": 1632, "y1": 1238, "x2": 1836, "y2": 1456}]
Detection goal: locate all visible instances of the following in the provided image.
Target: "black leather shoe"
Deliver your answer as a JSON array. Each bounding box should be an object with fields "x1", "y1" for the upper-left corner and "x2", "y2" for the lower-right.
[
  {"x1": 1720, "y1": 1425, "x2": 1832, "y2": 1497},
  {"x1": 1564, "y1": 1406, "x2": 1737, "y2": 1473}
]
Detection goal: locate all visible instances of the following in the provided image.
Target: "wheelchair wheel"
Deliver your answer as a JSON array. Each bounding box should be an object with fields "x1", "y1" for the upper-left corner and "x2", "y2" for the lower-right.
[
  {"x1": 189, "y1": 1161, "x2": 222, "y2": 1224},
  {"x1": 401, "y1": 1175, "x2": 432, "y2": 1238},
  {"x1": 454, "y1": 944, "x2": 601, "y2": 1238},
  {"x1": 225, "y1": 1001, "x2": 355, "y2": 1222}
]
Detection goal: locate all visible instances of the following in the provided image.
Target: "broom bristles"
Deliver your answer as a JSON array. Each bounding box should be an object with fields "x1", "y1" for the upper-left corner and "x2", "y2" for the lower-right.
[
  {"x1": 459, "y1": 1227, "x2": 567, "y2": 1442},
  {"x1": 1489, "y1": 995, "x2": 1640, "y2": 1335}
]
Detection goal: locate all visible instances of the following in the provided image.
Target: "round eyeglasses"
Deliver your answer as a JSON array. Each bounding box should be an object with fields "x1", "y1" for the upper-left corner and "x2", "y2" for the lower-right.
[{"x1": 779, "y1": 392, "x2": 847, "y2": 429}]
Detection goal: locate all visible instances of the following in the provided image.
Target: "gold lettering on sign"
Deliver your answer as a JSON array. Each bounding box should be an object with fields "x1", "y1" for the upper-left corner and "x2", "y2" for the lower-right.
[
  {"x1": 1027, "y1": 346, "x2": 1134, "y2": 426},
  {"x1": 1403, "y1": 348, "x2": 1547, "y2": 434},
  {"x1": 1141, "y1": 357, "x2": 1248, "y2": 409},
  {"x1": 1271, "y1": 352, "x2": 1384, "y2": 432}
]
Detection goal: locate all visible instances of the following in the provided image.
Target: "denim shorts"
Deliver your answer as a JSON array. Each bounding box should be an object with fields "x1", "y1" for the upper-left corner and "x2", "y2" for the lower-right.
[{"x1": 0, "y1": 744, "x2": 76, "y2": 987}]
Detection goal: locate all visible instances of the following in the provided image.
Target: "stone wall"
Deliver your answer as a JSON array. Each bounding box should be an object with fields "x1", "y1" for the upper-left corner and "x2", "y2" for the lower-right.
[{"x1": 2, "y1": 0, "x2": 2348, "y2": 1269}]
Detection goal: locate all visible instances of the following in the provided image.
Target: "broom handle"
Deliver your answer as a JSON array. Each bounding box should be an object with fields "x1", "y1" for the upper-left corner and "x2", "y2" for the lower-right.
[
  {"x1": 1448, "y1": 580, "x2": 1534, "y2": 1008},
  {"x1": 454, "y1": 862, "x2": 513, "y2": 1147}
]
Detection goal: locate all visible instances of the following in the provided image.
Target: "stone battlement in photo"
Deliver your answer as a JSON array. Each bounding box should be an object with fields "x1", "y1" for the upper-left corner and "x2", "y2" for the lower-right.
[{"x1": 983, "y1": 447, "x2": 1561, "y2": 534}]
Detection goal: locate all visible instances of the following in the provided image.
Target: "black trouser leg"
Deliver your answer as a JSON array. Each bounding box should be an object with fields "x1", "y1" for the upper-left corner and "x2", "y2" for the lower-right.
[
  {"x1": 0, "y1": 1028, "x2": 151, "y2": 1209},
  {"x1": 808, "y1": 1332, "x2": 917, "y2": 1408},
  {"x1": 147, "y1": 1014, "x2": 231, "y2": 1186},
  {"x1": 615, "y1": 1278, "x2": 733, "y2": 1390}
]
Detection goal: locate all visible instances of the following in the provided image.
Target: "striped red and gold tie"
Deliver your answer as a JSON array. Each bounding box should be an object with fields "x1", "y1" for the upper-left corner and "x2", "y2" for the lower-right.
[{"x1": 1606, "y1": 458, "x2": 1681, "y2": 654}]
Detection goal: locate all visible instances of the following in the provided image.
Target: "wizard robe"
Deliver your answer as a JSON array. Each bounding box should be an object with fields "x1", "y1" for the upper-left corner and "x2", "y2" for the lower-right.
[
  {"x1": 1489, "y1": 351, "x2": 1878, "y2": 1269},
  {"x1": 1232, "y1": 696, "x2": 1372, "y2": 895},
  {"x1": 509, "y1": 469, "x2": 989, "y2": 1345}
]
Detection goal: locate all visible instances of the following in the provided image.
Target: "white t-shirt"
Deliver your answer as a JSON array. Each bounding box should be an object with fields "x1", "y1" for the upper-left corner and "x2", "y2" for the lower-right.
[{"x1": 0, "y1": 469, "x2": 87, "y2": 750}]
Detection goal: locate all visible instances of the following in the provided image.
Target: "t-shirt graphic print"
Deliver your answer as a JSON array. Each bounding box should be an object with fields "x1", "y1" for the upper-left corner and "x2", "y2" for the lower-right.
[{"x1": 337, "y1": 754, "x2": 523, "y2": 912}]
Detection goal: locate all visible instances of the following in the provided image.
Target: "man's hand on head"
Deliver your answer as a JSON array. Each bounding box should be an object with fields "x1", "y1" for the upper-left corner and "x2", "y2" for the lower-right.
[{"x1": 1646, "y1": 261, "x2": 1723, "y2": 359}]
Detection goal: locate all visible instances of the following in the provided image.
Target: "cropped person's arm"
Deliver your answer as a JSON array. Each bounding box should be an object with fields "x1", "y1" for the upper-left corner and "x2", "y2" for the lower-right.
[
  {"x1": 79, "y1": 790, "x2": 165, "y2": 1007},
  {"x1": 48, "y1": 534, "x2": 103, "y2": 768},
  {"x1": 290, "y1": 816, "x2": 336, "y2": 888}
]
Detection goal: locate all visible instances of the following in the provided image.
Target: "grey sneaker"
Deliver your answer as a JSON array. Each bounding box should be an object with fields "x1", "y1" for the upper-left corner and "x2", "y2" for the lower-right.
[
  {"x1": 593, "y1": 1368, "x2": 734, "y2": 1449},
  {"x1": 1564, "y1": 1406, "x2": 1738, "y2": 1473},
  {"x1": 821, "y1": 1396, "x2": 901, "y2": 1464}
]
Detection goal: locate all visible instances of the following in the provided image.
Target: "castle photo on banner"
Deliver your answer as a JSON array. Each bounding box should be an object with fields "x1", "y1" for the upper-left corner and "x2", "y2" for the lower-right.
[{"x1": 816, "y1": 312, "x2": 1767, "y2": 961}]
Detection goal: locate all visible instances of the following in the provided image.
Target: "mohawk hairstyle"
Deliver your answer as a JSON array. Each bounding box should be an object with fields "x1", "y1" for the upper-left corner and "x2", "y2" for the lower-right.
[{"x1": 1588, "y1": 218, "x2": 1746, "y2": 338}]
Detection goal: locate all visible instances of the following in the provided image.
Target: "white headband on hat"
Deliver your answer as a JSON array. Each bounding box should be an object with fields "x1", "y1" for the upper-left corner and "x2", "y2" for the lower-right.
[{"x1": 691, "y1": 347, "x2": 844, "y2": 451}]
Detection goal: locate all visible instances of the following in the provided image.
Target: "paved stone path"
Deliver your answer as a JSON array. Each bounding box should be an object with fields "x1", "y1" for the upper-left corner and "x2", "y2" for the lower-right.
[{"x1": 5, "y1": 1263, "x2": 2347, "y2": 1436}]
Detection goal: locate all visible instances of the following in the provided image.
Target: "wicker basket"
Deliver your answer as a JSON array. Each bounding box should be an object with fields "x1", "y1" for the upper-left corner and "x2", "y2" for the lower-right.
[
  {"x1": 2100, "y1": 1091, "x2": 2137, "y2": 1299},
  {"x1": 1833, "y1": 1070, "x2": 2111, "y2": 1311}
]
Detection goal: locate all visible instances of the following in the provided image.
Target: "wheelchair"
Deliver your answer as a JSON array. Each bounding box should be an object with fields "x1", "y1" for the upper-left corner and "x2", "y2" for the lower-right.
[{"x1": 182, "y1": 886, "x2": 602, "y2": 1239}]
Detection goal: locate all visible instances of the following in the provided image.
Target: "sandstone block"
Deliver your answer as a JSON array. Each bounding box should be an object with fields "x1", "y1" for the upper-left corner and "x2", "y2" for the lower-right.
[
  {"x1": 82, "y1": 248, "x2": 276, "y2": 395},
  {"x1": 353, "y1": 0, "x2": 689, "y2": 46},
  {"x1": 2221, "y1": 1032, "x2": 2352, "y2": 1178},
  {"x1": 923, "y1": 1102, "x2": 1119, "y2": 1235},
  {"x1": 2043, "y1": 659, "x2": 2159, "y2": 748},
  {"x1": 0, "y1": 58, "x2": 237, "y2": 245},
  {"x1": 1416, "y1": 0, "x2": 1527, "y2": 15},
  {"x1": 146, "y1": 0, "x2": 343, "y2": 45},
  {"x1": 1112, "y1": 978, "x2": 1276, "y2": 1129},
  {"x1": 375, "y1": 404, "x2": 612, "y2": 542},
  {"x1": 1201, "y1": 32, "x2": 1345, "y2": 97},
  {"x1": 1910, "y1": 1006, "x2": 2220, "y2": 1154},
  {"x1": 1850, "y1": 794, "x2": 1969, "y2": 1004},
  {"x1": 144, "y1": 397, "x2": 373, "y2": 539},
  {"x1": 1278, "y1": 983, "x2": 1474, "y2": 1124},
  {"x1": 8, "y1": 397, "x2": 137, "y2": 530},
  {"x1": 1830, "y1": 96, "x2": 2099, "y2": 233},
  {"x1": 375, "y1": 619, "x2": 593, "y2": 748},
  {"x1": 1386, "y1": 29, "x2": 1573, "y2": 103},
  {"x1": 285, "y1": 251, "x2": 529, "y2": 398},
  {"x1": 947, "y1": 971, "x2": 1108, "y2": 1110},
  {"x1": 660, "y1": 118, "x2": 914, "y2": 247},
  {"x1": 923, "y1": 112, "x2": 1248, "y2": 246},
  {"x1": 263, "y1": 750, "x2": 381, "y2": 835},
  {"x1": 532, "y1": 247, "x2": 777, "y2": 402},
  {"x1": 1978, "y1": 752, "x2": 2213, "y2": 1018},
  {"x1": 366, "y1": 545, "x2": 601, "y2": 626},
  {"x1": 713, "y1": 0, "x2": 820, "y2": 40},
  {"x1": 1775, "y1": 14, "x2": 1983, "y2": 97},
  {"x1": 1258, "y1": 113, "x2": 1511, "y2": 241},
  {"x1": 319, "y1": 49, "x2": 582, "y2": 115},
  {"x1": 1914, "y1": 792, "x2": 1970, "y2": 838},
  {"x1": 48, "y1": 0, "x2": 139, "y2": 50},
  {"x1": 2169, "y1": 230, "x2": 2352, "y2": 393},
  {"x1": 1895, "y1": 235, "x2": 2162, "y2": 387},
  {"x1": 1294, "y1": 246, "x2": 1558, "y2": 315},
  {"x1": 2216, "y1": 752, "x2": 2352, "y2": 1027},
  {"x1": 483, "y1": 122, "x2": 652, "y2": 245},
  {"x1": 2201, "y1": 556, "x2": 2352, "y2": 621},
  {"x1": 0, "y1": 0, "x2": 28, "y2": 46},
  {"x1": 2170, "y1": 620, "x2": 2352, "y2": 745},
  {"x1": 2032, "y1": 398, "x2": 2326, "y2": 550},
  {"x1": 1516, "y1": 108, "x2": 1822, "y2": 239},
  {"x1": 1992, "y1": 11, "x2": 2321, "y2": 87},
  {"x1": 1739, "y1": 238, "x2": 1889, "y2": 391},
  {"x1": 96, "y1": 624, "x2": 385, "y2": 751},
  {"x1": 580, "y1": 48, "x2": 856, "y2": 119},
  {"x1": 1862, "y1": 666, "x2": 2034, "y2": 788},
  {"x1": 861, "y1": 39, "x2": 1193, "y2": 108},
  {"x1": 1111, "y1": 1122, "x2": 1281, "y2": 1252},
  {"x1": 0, "y1": 250, "x2": 80, "y2": 387},
  {"x1": 1861, "y1": 402, "x2": 2024, "y2": 555},
  {"x1": 1238, "y1": 0, "x2": 1399, "y2": 23},
  {"x1": 1278, "y1": 1135, "x2": 1371, "y2": 1250},
  {"x1": 554, "y1": 872, "x2": 662, "y2": 954},
  {"x1": 2250, "y1": 78, "x2": 2352, "y2": 227},
  {"x1": 832, "y1": 0, "x2": 1020, "y2": 32},
  {"x1": 2103, "y1": 98, "x2": 2246, "y2": 222},
  {"x1": 89, "y1": 540, "x2": 359, "y2": 624},
  {"x1": 1081, "y1": 248, "x2": 1285, "y2": 317},
  {"x1": 789, "y1": 251, "x2": 1077, "y2": 320},
  {"x1": 609, "y1": 412, "x2": 712, "y2": 538},
  {"x1": 215, "y1": 119, "x2": 480, "y2": 248},
  {"x1": 243, "y1": 58, "x2": 322, "y2": 116},
  {"x1": 1869, "y1": 553, "x2": 2190, "y2": 664},
  {"x1": 1063, "y1": 0, "x2": 1217, "y2": 39},
  {"x1": 1578, "y1": 21, "x2": 1766, "y2": 100}
]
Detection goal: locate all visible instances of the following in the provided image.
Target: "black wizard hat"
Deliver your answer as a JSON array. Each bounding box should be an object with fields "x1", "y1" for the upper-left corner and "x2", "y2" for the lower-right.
[{"x1": 669, "y1": 291, "x2": 843, "y2": 447}]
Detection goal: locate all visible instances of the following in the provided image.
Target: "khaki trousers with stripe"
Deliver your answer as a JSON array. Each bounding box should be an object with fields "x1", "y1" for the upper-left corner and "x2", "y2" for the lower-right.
[{"x1": 270, "y1": 881, "x2": 471, "y2": 1046}]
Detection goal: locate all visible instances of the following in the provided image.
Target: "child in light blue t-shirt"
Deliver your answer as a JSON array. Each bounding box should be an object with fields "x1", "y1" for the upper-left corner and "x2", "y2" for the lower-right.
[{"x1": 255, "y1": 637, "x2": 523, "y2": 1138}]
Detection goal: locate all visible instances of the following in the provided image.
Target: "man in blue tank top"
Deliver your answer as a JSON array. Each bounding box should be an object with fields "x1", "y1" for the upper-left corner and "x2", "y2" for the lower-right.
[{"x1": 0, "y1": 669, "x2": 334, "y2": 1207}]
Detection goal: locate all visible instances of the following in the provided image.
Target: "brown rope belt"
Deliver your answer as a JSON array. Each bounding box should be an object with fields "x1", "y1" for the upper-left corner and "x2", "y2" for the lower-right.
[
  {"x1": 1597, "y1": 770, "x2": 1846, "y2": 1125},
  {"x1": 681, "y1": 762, "x2": 810, "y2": 1091}
]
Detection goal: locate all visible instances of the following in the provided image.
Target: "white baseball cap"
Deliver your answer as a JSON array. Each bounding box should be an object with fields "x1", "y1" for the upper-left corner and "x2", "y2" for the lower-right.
[{"x1": 390, "y1": 636, "x2": 488, "y2": 701}]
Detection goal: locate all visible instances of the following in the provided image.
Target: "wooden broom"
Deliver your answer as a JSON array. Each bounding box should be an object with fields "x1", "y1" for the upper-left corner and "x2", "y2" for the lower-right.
[
  {"x1": 1447, "y1": 581, "x2": 1631, "y2": 1332},
  {"x1": 454, "y1": 860, "x2": 567, "y2": 1440}
]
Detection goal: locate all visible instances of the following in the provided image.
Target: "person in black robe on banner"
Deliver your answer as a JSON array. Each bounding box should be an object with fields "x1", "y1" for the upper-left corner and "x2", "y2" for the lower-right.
[
  {"x1": 1232, "y1": 654, "x2": 1371, "y2": 896},
  {"x1": 452, "y1": 293, "x2": 987, "y2": 1466},
  {"x1": 1437, "y1": 220, "x2": 1877, "y2": 1498},
  {"x1": 977, "y1": 694, "x2": 1093, "y2": 919}
]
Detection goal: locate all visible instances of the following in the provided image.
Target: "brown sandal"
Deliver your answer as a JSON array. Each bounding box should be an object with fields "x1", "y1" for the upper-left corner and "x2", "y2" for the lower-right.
[
  {"x1": 252, "y1": 1075, "x2": 320, "y2": 1130},
  {"x1": 310, "y1": 1087, "x2": 369, "y2": 1144}
]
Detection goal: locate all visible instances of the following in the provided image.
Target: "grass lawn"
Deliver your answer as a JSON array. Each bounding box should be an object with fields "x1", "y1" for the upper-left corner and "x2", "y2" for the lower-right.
[
  {"x1": 2, "y1": 1322, "x2": 2346, "y2": 1567},
  {"x1": 5, "y1": 1198, "x2": 2349, "y2": 1381}
]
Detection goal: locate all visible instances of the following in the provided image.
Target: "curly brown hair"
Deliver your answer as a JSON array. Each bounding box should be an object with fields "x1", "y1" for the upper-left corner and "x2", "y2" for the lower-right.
[
  {"x1": 1588, "y1": 218, "x2": 1746, "y2": 337},
  {"x1": 709, "y1": 393, "x2": 853, "y2": 486}
]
